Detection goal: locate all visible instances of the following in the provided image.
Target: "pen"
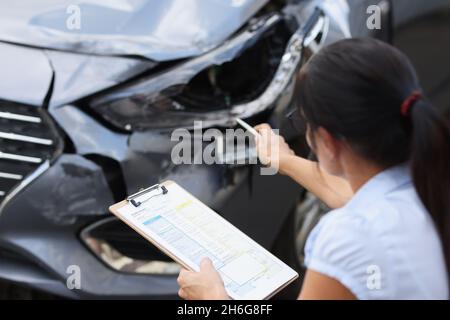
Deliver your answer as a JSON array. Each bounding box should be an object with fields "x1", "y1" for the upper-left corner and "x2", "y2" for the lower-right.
[{"x1": 235, "y1": 118, "x2": 260, "y2": 137}]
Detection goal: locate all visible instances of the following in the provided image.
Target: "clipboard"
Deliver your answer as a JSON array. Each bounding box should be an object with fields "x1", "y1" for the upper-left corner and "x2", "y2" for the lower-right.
[{"x1": 109, "y1": 180, "x2": 298, "y2": 300}]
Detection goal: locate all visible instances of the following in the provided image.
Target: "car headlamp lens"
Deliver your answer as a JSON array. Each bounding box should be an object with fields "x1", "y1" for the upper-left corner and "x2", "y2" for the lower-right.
[{"x1": 88, "y1": 13, "x2": 327, "y2": 132}]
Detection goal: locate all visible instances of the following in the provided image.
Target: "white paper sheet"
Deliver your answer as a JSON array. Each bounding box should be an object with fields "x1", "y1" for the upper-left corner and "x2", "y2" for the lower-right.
[{"x1": 115, "y1": 181, "x2": 298, "y2": 300}]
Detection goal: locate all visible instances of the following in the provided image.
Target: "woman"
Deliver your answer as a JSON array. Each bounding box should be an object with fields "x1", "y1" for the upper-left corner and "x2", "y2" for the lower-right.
[{"x1": 177, "y1": 38, "x2": 450, "y2": 300}]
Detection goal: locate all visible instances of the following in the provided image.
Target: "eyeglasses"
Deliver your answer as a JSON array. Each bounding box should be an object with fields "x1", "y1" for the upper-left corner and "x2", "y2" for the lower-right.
[
  {"x1": 285, "y1": 106, "x2": 307, "y2": 135},
  {"x1": 286, "y1": 106, "x2": 346, "y2": 140}
]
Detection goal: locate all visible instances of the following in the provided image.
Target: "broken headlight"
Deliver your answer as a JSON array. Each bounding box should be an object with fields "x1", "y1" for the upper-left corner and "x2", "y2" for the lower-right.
[{"x1": 89, "y1": 15, "x2": 298, "y2": 131}]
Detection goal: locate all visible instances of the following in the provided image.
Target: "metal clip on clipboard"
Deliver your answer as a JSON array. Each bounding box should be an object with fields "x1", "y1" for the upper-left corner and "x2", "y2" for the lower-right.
[{"x1": 127, "y1": 184, "x2": 168, "y2": 208}]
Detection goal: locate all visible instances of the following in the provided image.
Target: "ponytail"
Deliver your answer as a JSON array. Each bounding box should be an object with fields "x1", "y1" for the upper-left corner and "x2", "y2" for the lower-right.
[
  {"x1": 410, "y1": 98, "x2": 450, "y2": 281},
  {"x1": 296, "y1": 38, "x2": 450, "y2": 286}
]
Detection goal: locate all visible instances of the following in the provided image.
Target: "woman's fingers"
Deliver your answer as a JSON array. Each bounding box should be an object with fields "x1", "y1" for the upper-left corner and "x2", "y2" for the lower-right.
[
  {"x1": 254, "y1": 123, "x2": 270, "y2": 130},
  {"x1": 178, "y1": 288, "x2": 187, "y2": 299},
  {"x1": 254, "y1": 123, "x2": 295, "y2": 174},
  {"x1": 254, "y1": 123, "x2": 272, "y2": 134},
  {"x1": 200, "y1": 258, "x2": 214, "y2": 270},
  {"x1": 177, "y1": 258, "x2": 229, "y2": 300},
  {"x1": 177, "y1": 268, "x2": 194, "y2": 286},
  {"x1": 177, "y1": 269, "x2": 198, "y2": 300},
  {"x1": 254, "y1": 123, "x2": 276, "y2": 166},
  {"x1": 177, "y1": 271, "x2": 184, "y2": 286},
  {"x1": 178, "y1": 270, "x2": 197, "y2": 287}
]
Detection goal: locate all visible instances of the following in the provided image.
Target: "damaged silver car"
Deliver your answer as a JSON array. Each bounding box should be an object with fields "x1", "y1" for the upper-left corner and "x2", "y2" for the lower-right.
[{"x1": 1, "y1": 0, "x2": 447, "y2": 299}]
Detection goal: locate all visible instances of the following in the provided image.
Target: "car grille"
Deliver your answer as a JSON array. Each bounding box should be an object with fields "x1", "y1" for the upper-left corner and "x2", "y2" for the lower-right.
[{"x1": 0, "y1": 100, "x2": 62, "y2": 204}]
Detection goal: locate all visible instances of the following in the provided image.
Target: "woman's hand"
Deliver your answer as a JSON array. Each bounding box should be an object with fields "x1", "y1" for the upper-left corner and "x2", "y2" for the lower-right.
[
  {"x1": 177, "y1": 258, "x2": 229, "y2": 300},
  {"x1": 254, "y1": 123, "x2": 295, "y2": 174}
]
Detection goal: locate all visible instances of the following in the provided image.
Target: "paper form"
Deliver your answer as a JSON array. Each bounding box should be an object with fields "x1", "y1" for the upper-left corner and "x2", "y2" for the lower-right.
[{"x1": 115, "y1": 182, "x2": 298, "y2": 300}]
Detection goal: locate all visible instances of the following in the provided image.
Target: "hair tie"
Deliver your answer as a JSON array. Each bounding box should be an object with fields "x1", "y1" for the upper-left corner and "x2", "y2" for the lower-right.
[{"x1": 401, "y1": 91, "x2": 422, "y2": 116}]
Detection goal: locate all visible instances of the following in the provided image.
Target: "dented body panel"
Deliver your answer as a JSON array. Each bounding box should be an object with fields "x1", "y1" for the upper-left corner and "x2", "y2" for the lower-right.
[
  {"x1": 0, "y1": 43, "x2": 53, "y2": 106},
  {"x1": 0, "y1": 0, "x2": 269, "y2": 61}
]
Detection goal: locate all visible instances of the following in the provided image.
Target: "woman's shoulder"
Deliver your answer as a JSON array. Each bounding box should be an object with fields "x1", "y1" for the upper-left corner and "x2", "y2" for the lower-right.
[
  {"x1": 320, "y1": 182, "x2": 427, "y2": 235},
  {"x1": 305, "y1": 204, "x2": 379, "y2": 267},
  {"x1": 308, "y1": 191, "x2": 428, "y2": 259},
  {"x1": 314, "y1": 205, "x2": 372, "y2": 236},
  {"x1": 304, "y1": 189, "x2": 447, "y2": 299},
  {"x1": 306, "y1": 206, "x2": 373, "y2": 257},
  {"x1": 304, "y1": 207, "x2": 386, "y2": 299}
]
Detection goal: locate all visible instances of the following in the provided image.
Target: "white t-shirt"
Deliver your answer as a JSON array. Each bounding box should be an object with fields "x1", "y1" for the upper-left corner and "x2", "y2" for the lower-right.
[{"x1": 304, "y1": 165, "x2": 449, "y2": 299}]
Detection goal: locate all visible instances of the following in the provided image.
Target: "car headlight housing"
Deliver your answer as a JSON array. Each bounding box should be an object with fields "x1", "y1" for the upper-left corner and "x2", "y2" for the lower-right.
[{"x1": 89, "y1": 14, "x2": 297, "y2": 131}]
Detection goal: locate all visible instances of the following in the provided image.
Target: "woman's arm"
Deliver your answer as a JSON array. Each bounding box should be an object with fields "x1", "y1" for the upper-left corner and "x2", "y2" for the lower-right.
[
  {"x1": 254, "y1": 124, "x2": 353, "y2": 209},
  {"x1": 299, "y1": 269, "x2": 356, "y2": 300},
  {"x1": 177, "y1": 258, "x2": 356, "y2": 300},
  {"x1": 281, "y1": 155, "x2": 353, "y2": 209},
  {"x1": 177, "y1": 259, "x2": 229, "y2": 300}
]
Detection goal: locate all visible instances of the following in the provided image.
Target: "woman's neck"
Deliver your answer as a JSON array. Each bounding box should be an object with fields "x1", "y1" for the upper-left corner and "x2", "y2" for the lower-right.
[{"x1": 343, "y1": 157, "x2": 386, "y2": 193}]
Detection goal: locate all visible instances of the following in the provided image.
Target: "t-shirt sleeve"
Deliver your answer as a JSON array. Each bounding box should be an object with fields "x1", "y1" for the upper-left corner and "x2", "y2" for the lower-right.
[{"x1": 304, "y1": 211, "x2": 387, "y2": 299}]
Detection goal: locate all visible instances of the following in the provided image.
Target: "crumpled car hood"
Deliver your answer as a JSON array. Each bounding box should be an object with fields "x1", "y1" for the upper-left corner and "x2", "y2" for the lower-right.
[{"x1": 0, "y1": 0, "x2": 268, "y2": 61}]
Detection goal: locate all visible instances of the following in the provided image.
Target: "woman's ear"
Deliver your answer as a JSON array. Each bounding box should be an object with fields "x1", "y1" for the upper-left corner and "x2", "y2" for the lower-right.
[{"x1": 316, "y1": 127, "x2": 341, "y2": 160}]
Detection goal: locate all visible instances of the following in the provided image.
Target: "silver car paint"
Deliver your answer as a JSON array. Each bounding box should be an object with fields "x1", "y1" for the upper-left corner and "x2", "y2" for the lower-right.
[{"x1": 0, "y1": 0, "x2": 269, "y2": 61}]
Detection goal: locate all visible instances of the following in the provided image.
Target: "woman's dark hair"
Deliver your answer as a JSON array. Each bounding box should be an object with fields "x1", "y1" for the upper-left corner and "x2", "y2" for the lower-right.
[{"x1": 296, "y1": 38, "x2": 450, "y2": 282}]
